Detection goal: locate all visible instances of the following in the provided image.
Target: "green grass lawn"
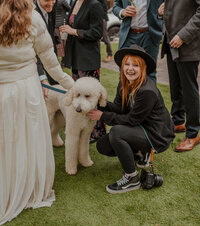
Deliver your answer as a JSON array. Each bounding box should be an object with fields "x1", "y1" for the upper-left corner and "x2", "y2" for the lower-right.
[{"x1": 5, "y1": 44, "x2": 200, "y2": 226}]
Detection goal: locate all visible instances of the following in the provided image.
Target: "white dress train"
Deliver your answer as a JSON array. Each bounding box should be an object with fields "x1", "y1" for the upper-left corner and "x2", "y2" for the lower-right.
[{"x1": 0, "y1": 75, "x2": 55, "y2": 225}]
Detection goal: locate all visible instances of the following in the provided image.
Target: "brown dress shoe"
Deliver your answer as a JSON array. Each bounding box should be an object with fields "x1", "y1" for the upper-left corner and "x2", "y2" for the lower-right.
[
  {"x1": 103, "y1": 56, "x2": 114, "y2": 63},
  {"x1": 175, "y1": 135, "x2": 200, "y2": 152},
  {"x1": 174, "y1": 124, "x2": 186, "y2": 133}
]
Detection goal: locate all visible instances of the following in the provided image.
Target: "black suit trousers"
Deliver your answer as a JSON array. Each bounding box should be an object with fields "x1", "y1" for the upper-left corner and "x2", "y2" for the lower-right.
[{"x1": 166, "y1": 49, "x2": 200, "y2": 138}]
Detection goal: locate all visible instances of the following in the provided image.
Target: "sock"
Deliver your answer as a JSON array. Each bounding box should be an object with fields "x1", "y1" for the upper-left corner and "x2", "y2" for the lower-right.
[{"x1": 125, "y1": 171, "x2": 138, "y2": 178}]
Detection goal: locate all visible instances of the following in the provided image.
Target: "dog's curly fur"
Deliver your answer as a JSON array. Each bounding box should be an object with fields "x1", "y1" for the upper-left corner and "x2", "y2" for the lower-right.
[{"x1": 45, "y1": 77, "x2": 107, "y2": 175}]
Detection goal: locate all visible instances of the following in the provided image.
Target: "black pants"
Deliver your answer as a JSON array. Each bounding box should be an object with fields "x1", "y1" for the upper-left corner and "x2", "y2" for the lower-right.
[
  {"x1": 166, "y1": 49, "x2": 200, "y2": 138},
  {"x1": 96, "y1": 125, "x2": 151, "y2": 174}
]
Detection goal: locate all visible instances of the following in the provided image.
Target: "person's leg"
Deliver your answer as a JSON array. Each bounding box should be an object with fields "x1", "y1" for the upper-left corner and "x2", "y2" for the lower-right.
[
  {"x1": 102, "y1": 20, "x2": 113, "y2": 57},
  {"x1": 121, "y1": 31, "x2": 137, "y2": 48},
  {"x1": 139, "y1": 32, "x2": 160, "y2": 83},
  {"x1": 109, "y1": 125, "x2": 151, "y2": 173},
  {"x1": 175, "y1": 61, "x2": 200, "y2": 152},
  {"x1": 102, "y1": 20, "x2": 113, "y2": 62},
  {"x1": 96, "y1": 133, "x2": 117, "y2": 157},
  {"x1": 100, "y1": 125, "x2": 151, "y2": 194},
  {"x1": 166, "y1": 49, "x2": 185, "y2": 126},
  {"x1": 176, "y1": 61, "x2": 199, "y2": 138}
]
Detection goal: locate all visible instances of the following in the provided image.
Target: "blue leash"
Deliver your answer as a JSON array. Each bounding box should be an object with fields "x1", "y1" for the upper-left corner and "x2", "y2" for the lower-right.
[{"x1": 41, "y1": 83, "x2": 67, "y2": 94}]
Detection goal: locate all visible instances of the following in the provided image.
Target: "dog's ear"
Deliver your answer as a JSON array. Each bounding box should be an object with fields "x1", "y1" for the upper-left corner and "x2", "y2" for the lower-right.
[
  {"x1": 63, "y1": 87, "x2": 74, "y2": 106},
  {"x1": 99, "y1": 85, "x2": 107, "y2": 107}
]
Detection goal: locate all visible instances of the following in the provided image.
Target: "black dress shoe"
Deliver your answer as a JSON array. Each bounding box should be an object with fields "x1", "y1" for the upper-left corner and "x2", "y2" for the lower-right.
[{"x1": 89, "y1": 137, "x2": 98, "y2": 144}]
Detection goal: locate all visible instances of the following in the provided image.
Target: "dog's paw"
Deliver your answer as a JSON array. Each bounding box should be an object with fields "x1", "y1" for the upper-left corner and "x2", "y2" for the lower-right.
[
  {"x1": 80, "y1": 159, "x2": 94, "y2": 168},
  {"x1": 66, "y1": 167, "x2": 77, "y2": 175}
]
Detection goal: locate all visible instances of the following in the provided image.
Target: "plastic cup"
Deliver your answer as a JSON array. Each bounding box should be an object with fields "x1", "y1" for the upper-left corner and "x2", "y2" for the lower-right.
[{"x1": 60, "y1": 32, "x2": 68, "y2": 40}]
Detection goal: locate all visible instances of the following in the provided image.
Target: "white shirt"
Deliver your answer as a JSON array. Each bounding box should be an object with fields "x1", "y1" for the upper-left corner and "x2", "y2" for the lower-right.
[{"x1": 131, "y1": 0, "x2": 148, "y2": 29}]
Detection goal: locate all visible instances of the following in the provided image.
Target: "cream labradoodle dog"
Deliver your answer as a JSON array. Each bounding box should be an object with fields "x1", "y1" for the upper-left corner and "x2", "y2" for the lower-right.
[{"x1": 45, "y1": 77, "x2": 107, "y2": 175}]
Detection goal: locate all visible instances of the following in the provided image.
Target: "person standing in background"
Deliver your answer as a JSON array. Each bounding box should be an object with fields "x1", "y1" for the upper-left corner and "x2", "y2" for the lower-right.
[
  {"x1": 55, "y1": 0, "x2": 71, "y2": 67},
  {"x1": 34, "y1": 0, "x2": 59, "y2": 96},
  {"x1": 59, "y1": 0, "x2": 106, "y2": 143},
  {"x1": 112, "y1": 0, "x2": 163, "y2": 83},
  {"x1": 99, "y1": 0, "x2": 114, "y2": 63},
  {"x1": 158, "y1": 1, "x2": 200, "y2": 152},
  {"x1": 0, "y1": 0, "x2": 74, "y2": 224}
]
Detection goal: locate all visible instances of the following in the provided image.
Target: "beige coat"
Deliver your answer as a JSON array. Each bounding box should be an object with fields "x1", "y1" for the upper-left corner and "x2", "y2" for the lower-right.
[{"x1": 0, "y1": 10, "x2": 74, "y2": 88}]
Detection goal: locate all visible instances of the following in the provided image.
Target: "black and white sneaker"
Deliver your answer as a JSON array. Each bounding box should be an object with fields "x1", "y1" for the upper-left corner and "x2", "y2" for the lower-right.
[
  {"x1": 106, "y1": 173, "x2": 141, "y2": 194},
  {"x1": 136, "y1": 152, "x2": 151, "y2": 169}
]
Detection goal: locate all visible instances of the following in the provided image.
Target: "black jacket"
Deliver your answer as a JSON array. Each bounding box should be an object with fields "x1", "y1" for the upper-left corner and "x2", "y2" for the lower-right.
[
  {"x1": 98, "y1": 0, "x2": 109, "y2": 21},
  {"x1": 100, "y1": 77, "x2": 175, "y2": 153},
  {"x1": 63, "y1": 0, "x2": 104, "y2": 71}
]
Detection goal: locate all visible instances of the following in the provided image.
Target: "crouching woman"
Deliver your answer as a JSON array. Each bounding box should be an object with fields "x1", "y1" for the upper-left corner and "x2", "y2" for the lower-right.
[{"x1": 88, "y1": 44, "x2": 175, "y2": 194}]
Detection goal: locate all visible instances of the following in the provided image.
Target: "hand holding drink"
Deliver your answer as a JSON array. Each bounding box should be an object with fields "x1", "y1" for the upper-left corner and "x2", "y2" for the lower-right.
[
  {"x1": 121, "y1": 0, "x2": 137, "y2": 18},
  {"x1": 60, "y1": 19, "x2": 68, "y2": 40}
]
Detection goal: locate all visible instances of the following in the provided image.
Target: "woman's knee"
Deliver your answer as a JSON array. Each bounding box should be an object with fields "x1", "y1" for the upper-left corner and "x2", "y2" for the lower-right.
[
  {"x1": 109, "y1": 125, "x2": 124, "y2": 143},
  {"x1": 96, "y1": 134, "x2": 115, "y2": 156}
]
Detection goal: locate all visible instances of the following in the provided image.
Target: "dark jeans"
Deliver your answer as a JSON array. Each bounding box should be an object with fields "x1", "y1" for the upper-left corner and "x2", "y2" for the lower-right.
[
  {"x1": 166, "y1": 50, "x2": 200, "y2": 138},
  {"x1": 96, "y1": 125, "x2": 151, "y2": 173}
]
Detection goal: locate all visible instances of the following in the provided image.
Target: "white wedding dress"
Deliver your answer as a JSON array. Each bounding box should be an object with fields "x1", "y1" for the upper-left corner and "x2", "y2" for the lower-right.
[{"x1": 0, "y1": 10, "x2": 74, "y2": 225}]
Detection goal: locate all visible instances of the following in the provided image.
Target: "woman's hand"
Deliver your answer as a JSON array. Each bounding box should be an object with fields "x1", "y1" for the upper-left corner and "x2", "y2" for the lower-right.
[
  {"x1": 41, "y1": 79, "x2": 49, "y2": 98},
  {"x1": 87, "y1": 110, "x2": 103, "y2": 121},
  {"x1": 59, "y1": 25, "x2": 77, "y2": 36}
]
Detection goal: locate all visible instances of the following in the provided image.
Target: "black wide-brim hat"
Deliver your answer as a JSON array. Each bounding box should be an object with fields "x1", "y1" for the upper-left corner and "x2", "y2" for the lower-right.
[{"x1": 114, "y1": 44, "x2": 156, "y2": 74}]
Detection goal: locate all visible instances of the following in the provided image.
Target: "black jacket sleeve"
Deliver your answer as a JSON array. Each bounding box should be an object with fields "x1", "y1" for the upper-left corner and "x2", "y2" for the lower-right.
[
  {"x1": 100, "y1": 89, "x2": 157, "y2": 126},
  {"x1": 76, "y1": 1, "x2": 103, "y2": 41}
]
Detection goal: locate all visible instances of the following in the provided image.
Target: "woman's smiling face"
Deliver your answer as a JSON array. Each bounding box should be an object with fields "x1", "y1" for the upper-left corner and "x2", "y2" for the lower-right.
[{"x1": 123, "y1": 57, "x2": 141, "y2": 83}]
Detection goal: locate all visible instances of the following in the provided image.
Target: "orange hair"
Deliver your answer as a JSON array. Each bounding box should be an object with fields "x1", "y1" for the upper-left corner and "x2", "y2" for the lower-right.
[
  {"x1": 120, "y1": 55, "x2": 147, "y2": 109},
  {"x1": 0, "y1": 0, "x2": 33, "y2": 46}
]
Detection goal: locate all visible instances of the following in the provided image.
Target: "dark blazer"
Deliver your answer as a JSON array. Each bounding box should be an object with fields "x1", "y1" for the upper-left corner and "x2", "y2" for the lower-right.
[
  {"x1": 63, "y1": 0, "x2": 104, "y2": 71},
  {"x1": 100, "y1": 77, "x2": 175, "y2": 153},
  {"x1": 98, "y1": 0, "x2": 109, "y2": 21},
  {"x1": 161, "y1": 0, "x2": 200, "y2": 62},
  {"x1": 113, "y1": 0, "x2": 163, "y2": 49},
  {"x1": 34, "y1": 0, "x2": 58, "y2": 85}
]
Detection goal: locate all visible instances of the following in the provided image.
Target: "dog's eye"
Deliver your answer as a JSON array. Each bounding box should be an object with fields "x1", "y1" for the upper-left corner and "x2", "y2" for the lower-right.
[
  {"x1": 77, "y1": 93, "x2": 80, "y2": 97},
  {"x1": 85, "y1": 95, "x2": 90, "y2": 98}
]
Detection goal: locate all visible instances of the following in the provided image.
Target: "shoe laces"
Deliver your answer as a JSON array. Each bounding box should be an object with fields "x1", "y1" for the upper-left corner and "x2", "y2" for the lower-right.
[{"x1": 117, "y1": 175, "x2": 129, "y2": 186}]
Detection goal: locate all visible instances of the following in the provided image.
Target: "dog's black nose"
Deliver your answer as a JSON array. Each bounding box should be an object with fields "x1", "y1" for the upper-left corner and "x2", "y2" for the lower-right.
[{"x1": 76, "y1": 106, "x2": 82, "y2": 112}]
